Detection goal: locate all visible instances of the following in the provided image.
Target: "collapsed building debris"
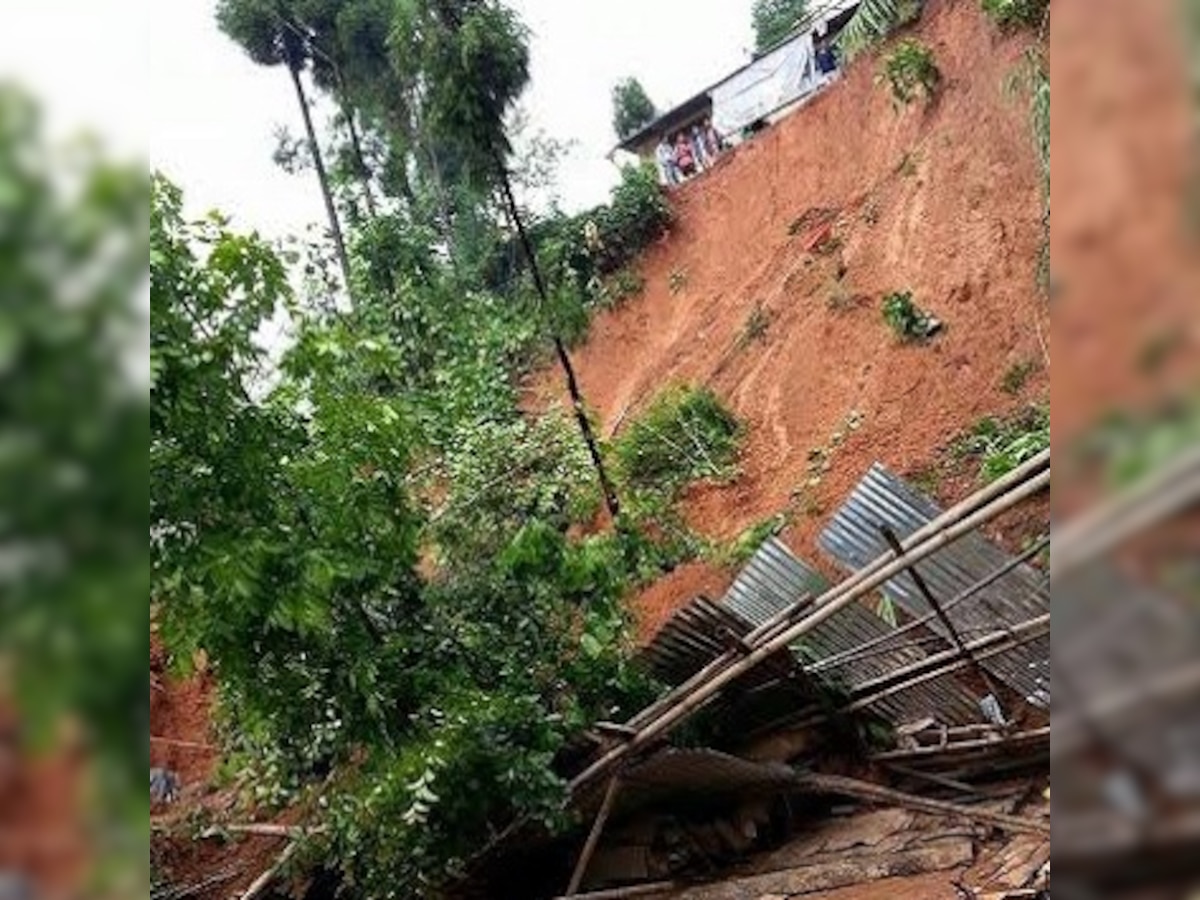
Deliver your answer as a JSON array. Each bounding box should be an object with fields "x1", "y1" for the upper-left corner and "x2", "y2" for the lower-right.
[{"x1": 462, "y1": 451, "x2": 1053, "y2": 899}]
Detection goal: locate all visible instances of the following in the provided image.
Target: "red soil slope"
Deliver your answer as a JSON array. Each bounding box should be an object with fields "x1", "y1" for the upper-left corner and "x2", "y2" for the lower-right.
[
  {"x1": 530, "y1": 0, "x2": 1049, "y2": 633},
  {"x1": 151, "y1": 637, "x2": 303, "y2": 900}
]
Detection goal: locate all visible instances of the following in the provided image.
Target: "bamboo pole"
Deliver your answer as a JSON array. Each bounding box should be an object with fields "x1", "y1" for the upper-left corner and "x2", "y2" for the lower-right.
[
  {"x1": 749, "y1": 450, "x2": 1048, "y2": 648},
  {"x1": 842, "y1": 614, "x2": 1049, "y2": 713},
  {"x1": 552, "y1": 882, "x2": 677, "y2": 900},
  {"x1": 884, "y1": 764, "x2": 987, "y2": 797},
  {"x1": 793, "y1": 773, "x2": 1049, "y2": 836},
  {"x1": 239, "y1": 841, "x2": 298, "y2": 900},
  {"x1": 627, "y1": 593, "x2": 815, "y2": 732},
  {"x1": 570, "y1": 466, "x2": 1050, "y2": 794},
  {"x1": 199, "y1": 823, "x2": 326, "y2": 839},
  {"x1": 877, "y1": 522, "x2": 1006, "y2": 706},
  {"x1": 149, "y1": 736, "x2": 219, "y2": 751},
  {"x1": 1051, "y1": 444, "x2": 1200, "y2": 580},
  {"x1": 871, "y1": 726, "x2": 1050, "y2": 761},
  {"x1": 758, "y1": 616, "x2": 1049, "y2": 737},
  {"x1": 646, "y1": 456, "x2": 1049, "y2": 734},
  {"x1": 565, "y1": 776, "x2": 623, "y2": 896},
  {"x1": 624, "y1": 451, "x2": 1048, "y2": 743},
  {"x1": 806, "y1": 537, "x2": 1048, "y2": 675}
]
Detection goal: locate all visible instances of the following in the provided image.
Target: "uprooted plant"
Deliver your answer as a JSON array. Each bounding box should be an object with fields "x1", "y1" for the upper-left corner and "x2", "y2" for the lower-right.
[
  {"x1": 882, "y1": 290, "x2": 942, "y2": 342},
  {"x1": 878, "y1": 39, "x2": 941, "y2": 108}
]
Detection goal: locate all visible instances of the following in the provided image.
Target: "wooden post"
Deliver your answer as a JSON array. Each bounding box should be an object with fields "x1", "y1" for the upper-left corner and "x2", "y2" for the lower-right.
[
  {"x1": 553, "y1": 881, "x2": 677, "y2": 900},
  {"x1": 565, "y1": 775, "x2": 623, "y2": 896},
  {"x1": 877, "y1": 523, "x2": 1007, "y2": 712}
]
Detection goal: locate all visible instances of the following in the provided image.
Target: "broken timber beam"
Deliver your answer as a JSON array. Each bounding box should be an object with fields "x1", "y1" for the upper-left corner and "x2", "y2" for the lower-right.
[
  {"x1": 565, "y1": 775, "x2": 624, "y2": 896},
  {"x1": 793, "y1": 773, "x2": 1049, "y2": 837}
]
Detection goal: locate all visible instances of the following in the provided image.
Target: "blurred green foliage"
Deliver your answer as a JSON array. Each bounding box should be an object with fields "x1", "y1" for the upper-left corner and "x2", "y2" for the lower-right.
[{"x1": 0, "y1": 82, "x2": 149, "y2": 882}]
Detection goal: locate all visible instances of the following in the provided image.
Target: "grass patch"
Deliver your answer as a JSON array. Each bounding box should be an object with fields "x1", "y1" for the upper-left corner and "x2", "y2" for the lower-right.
[
  {"x1": 908, "y1": 464, "x2": 942, "y2": 497},
  {"x1": 981, "y1": 0, "x2": 1048, "y2": 30},
  {"x1": 828, "y1": 279, "x2": 871, "y2": 314},
  {"x1": 668, "y1": 268, "x2": 688, "y2": 295},
  {"x1": 710, "y1": 513, "x2": 790, "y2": 568},
  {"x1": 598, "y1": 268, "x2": 645, "y2": 308},
  {"x1": 787, "y1": 207, "x2": 839, "y2": 237},
  {"x1": 953, "y1": 403, "x2": 1049, "y2": 483},
  {"x1": 895, "y1": 151, "x2": 919, "y2": 178},
  {"x1": 613, "y1": 385, "x2": 742, "y2": 497},
  {"x1": 738, "y1": 302, "x2": 772, "y2": 349},
  {"x1": 1000, "y1": 359, "x2": 1041, "y2": 395}
]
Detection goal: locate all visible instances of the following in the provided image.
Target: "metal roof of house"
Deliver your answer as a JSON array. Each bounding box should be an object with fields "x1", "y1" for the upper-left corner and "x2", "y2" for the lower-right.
[{"x1": 613, "y1": 0, "x2": 860, "y2": 155}]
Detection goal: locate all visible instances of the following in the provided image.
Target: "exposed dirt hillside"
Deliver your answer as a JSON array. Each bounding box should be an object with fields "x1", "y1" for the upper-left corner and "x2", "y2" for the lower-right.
[{"x1": 530, "y1": 0, "x2": 1048, "y2": 636}]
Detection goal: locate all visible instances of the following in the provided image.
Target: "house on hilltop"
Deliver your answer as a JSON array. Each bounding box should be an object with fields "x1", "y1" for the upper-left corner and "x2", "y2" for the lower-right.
[{"x1": 613, "y1": 0, "x2": 860, "y2": 170}]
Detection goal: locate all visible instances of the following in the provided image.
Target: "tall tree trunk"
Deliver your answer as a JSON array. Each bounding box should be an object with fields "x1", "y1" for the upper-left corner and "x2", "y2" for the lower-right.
[
  {"x1": 330, "y1": 63, "x2": 379, "y2": 220},
  {"x1": 342, "y1": 104, "x2": 378, "y2": 219},
  {"x1": 491, "y1": 148, "x2": 622, "y2": 520},
  {"x1": 287, "y1": 59, "x2": 353, "y2": 292}
]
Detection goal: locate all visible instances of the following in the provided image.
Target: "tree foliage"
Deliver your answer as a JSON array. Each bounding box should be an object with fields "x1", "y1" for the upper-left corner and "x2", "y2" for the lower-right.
[
  {"x1": 151, "y1": 164, "x2": 671, "y2": 893},
  {"x1": 752, "y1": 0, "x2": 809, "y2": 52},
  {"x1": 611, "y1": 77, "x2": 657, "y2": 140},
  {"x1": 836, "y1": 0, "x2": 923, "y2": 62},
  {"x1": 389, "y1": 0, "x2": 531, "y2": 184},
  {"x1": 0, "y1": 83, "x2": 148, "y2": 886}
]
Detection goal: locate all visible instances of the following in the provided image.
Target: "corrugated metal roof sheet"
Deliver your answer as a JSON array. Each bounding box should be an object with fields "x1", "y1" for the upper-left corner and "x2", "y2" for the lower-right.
[
  {"x1": 636, "y1": 596, "x2": 753, "y2": 687},
  {"x1": 818, "y1": 464, "x2": 1050, "y2": 707},
  {"x1": 719, "y1": 538, "x2": 985, "y2": 726},
  {"x1": 1054, "y1": 563, "x2": 1200, "y2": 798}
]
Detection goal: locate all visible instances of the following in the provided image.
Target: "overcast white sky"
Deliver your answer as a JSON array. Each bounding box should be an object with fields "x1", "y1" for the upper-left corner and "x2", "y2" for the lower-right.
[{"x1": 3, "y1": 0, "x2": 755, "y2": 244}]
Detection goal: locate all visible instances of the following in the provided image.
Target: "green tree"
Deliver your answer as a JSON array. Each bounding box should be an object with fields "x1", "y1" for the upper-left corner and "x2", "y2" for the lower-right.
[
  {"x1": 151, "y1": 172, "x2": 664, "y2": 894},
  {"x1": 386, "y1": 0, "x2": 624, "y2": 519},
  {"x1": 152, "y1": 173, "x2": 426, "y2": 763},
  {"x1": 611, "y1": 77, "x2": 657, "y2": 140},
  {"x1": 216, "y1": 0, "x2": 353, "y2": 288},
  {"x1": 752, "y1": 0, "x2": 809, "y2": 52}
]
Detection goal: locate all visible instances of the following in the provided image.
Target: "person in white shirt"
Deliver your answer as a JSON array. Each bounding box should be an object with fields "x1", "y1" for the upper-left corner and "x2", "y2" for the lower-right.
[{"x1": 655, "y1": 136, "x2": 680, "y2": 186}]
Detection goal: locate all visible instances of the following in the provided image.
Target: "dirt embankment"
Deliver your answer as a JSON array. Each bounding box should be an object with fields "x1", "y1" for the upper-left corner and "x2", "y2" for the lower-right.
[
  {"x1": 529, "y1": 0, "x2": 1049, "y2": 635},
  {"x1": 150, "y1": 637, "x2": 295, "y2": 900}
]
